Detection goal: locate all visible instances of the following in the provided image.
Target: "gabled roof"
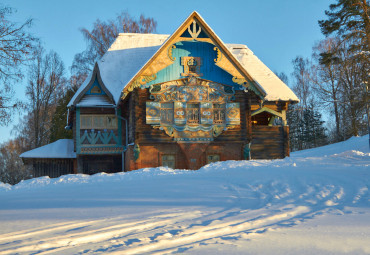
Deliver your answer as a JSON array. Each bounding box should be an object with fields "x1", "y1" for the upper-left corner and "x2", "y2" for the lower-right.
[
  {"x1": 68, "y1": 11, "x2": 298, "y2": 107},
  {"x1": 227, "y1": 44, "x2": 299, "y2": 102},
  {"x1": 68, "y1": 34, "x2": 167, "y2": 107},
  {"x1": 20, "y1": 139, "x2": 76, "y2": 159}
]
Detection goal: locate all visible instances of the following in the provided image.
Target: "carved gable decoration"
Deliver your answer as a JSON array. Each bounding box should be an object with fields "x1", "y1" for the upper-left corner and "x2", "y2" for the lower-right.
[
  {"x1": 120, "y1": 12, "x2": 266, "y2": 102},
  {"x1": 181, "y1": 57, "x2": 202, "y2": 76},
  {"x1": 145, "y1": 77, "x2": 240, "y2": 142}
]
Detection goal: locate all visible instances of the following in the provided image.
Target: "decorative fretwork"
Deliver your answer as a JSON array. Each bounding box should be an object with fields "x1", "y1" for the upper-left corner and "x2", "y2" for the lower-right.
[
  {"x1": 188, "y1": 21, "x2": 201, "y2": 38},
  {"x1": 214, "y1": 47, "x2": 222, "y2": 63},
  {"x1": 226, "y1": 102, "x2": 240, "y2": 126},
  {"x1": 167, "y1": 44, "x2": 176, "y2": 61},
  {"x1": 149, "y1": 78, "x2": 233, "y2": 103},
  {"x1": 232, "y1": 76, "x2": 264, "y2": 98},
  {"x1": 80, "y1": 129, "x2": 119, "y2": 145},
  {"x1": 80, "y1": 146, "x2": 123, "y2": 154},
  {"x1": 232, "y1": 76, "x2": 249, "y2": 87},
  {"x1": 121, "y1": 74, "x2": 157, "y2": 100},
  {"x1": 146, "y1": 78, "x2": 240, "y2": 143}
]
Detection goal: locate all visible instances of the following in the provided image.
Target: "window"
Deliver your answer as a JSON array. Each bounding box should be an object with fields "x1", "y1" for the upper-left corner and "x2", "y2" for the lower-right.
[
  {"x1": 187, "y1": 103, "x2": 200, "y2": 124},
  {"x1": 188, "y1": 58, "x2": 197, "y2": 73},
  {"x1": 161, "y1": 102, "x2": 174, "y2": 124},
  {"x1": 213, "y1": 104, "x2": 225, "y2": 124},
  {"x1": 106, "y1": 116, "x2": 118, "y2": 129},
  {"x1": 80, "y1": 115, "x2": 118, "y2": 129},
  {"x1": 207, "y1": 154, "x2": 220, "y2": 164},
  {"x1": 90, "y1": 85, "x2": 102, "y2": 94},
  {"x1": 162, "y1": 155, "x2": 175, "y2": 168}
]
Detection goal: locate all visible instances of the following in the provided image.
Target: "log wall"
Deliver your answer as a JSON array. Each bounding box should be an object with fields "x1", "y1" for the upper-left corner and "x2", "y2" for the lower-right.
[
  {"x1": 31, "y1": 158, "x2": 75, "y2": 178},
  {"x1": 251, "y1": 126, "x2": 289, "y2": 159}
]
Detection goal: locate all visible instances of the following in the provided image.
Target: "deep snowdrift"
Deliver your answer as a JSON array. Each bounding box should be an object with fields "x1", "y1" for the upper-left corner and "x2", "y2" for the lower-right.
[{"x1": 0, "y1": 136, "x2": 369, "y2": 254}]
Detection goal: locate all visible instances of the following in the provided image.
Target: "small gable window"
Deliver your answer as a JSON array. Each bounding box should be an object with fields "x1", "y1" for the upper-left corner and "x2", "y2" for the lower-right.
[
  {"x1": 90, "y1": 85, "x2": 102, "y2": 94},
  {"x1": 181, "y1": 57, "x2": 202, "y2": 76}
]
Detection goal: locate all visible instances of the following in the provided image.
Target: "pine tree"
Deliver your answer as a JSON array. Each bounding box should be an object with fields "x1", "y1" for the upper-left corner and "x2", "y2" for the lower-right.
[
  {"x1": 319, "y1": 0, "x2": 370, "y2": 53},
  {"x1": 49, "y1": 87, "x2": 75, "y2": 143}
]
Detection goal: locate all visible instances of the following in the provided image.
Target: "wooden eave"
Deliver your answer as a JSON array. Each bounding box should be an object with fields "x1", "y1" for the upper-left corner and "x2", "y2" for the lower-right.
[
  {"x1": 72, "y1": 63, "x2": 115, "y2": 107},
  {"x1": 251, "y1": 107, "x2": 283, "y2": 118},
  {"x1": 119, "y1": 11, "x2": 266, "y2": 104}
]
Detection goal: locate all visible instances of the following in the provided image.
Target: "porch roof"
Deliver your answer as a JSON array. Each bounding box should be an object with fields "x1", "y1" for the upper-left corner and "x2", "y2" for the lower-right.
[{"x1": 20, "y1": 139, "x2": 76, "y2": 159}]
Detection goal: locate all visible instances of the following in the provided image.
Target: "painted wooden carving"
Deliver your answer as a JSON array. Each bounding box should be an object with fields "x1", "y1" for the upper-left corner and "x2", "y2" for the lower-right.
[
  {"x1": 146, "y1": 77, "x2": 240, "y2": 142},
  {"x1": 77, "y1": 110, "x2": 123, "y2": 155}
]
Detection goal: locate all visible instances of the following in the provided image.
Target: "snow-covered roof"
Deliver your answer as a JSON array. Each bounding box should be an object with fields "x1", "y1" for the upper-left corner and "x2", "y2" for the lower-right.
[
  {"x1": 227, "y1": 44, "x2": 299, "y2": 102},
  {"x1": 76, "y1": 94, "x2": 115, "y2": 107},
  {"x1": 68, "y1": 34, "x2": 168, "y2": 107},
  {"x1": 69, "y1": 13, "x2": 298, "y2": 107},
  {"x1": 20, "y1": 139, "x2": 76, "y2": 159}
]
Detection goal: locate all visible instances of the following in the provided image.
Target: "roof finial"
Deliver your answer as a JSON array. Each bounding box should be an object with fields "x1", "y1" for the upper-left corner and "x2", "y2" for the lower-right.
[{"x1": 188, "y1": 21, "x2": 201, "y2": 38}]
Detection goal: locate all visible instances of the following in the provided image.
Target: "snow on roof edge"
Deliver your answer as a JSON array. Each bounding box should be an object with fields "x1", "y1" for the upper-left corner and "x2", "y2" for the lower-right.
[{"x1": 20, "y1": 139, "x2": 76, "y2": 159}]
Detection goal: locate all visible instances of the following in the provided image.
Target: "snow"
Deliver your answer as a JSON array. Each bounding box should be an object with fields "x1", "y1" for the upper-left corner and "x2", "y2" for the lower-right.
[
  {"x1": 2, "y1": 135, "x2": 369, "y2": 254},
  {"x1": 76, "y1": 94, "x2": 115, "y2": 107},
  {"x1": 227, "y1": 44, "x2": 299, "y2": 102},
  {"x1": 19, "y1": 139, "x2": 76, "y2": 159}
]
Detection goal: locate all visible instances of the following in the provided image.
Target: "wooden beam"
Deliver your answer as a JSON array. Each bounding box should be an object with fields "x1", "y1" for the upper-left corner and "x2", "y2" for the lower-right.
[{"x1": 251, "y1": 107, "x2": 283, "y2": 118}]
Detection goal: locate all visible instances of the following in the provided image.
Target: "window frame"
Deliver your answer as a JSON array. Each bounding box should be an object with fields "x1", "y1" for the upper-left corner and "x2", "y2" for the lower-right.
[
  {"x1": 161, "y1": 154, "x2": 176, "y2": 169},
  {"x1": 207, "y1": 154, "x2": 220, "y2": 164},
  {"x1": 80, "y1": 114, "x2": 118, "y2": 130},
  {"x1": 186, "y1": 103, "x2": 200, "y2": 124}
]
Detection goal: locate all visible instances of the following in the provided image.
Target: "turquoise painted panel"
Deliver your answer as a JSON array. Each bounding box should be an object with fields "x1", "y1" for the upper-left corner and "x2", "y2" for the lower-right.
[
  {"x1": 145, "y1": 41, "x2": 239, "y2": 88},
  {"x1": 86, "y1": 78, "x2": 106, "y2": 95},
  {"x1": 76, "y1": 107, "x2": 81, "y2": 153}
]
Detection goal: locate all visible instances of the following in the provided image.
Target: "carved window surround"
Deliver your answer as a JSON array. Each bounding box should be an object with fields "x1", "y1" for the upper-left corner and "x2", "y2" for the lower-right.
[{"x1": 181, "y1": 57, "x2": 203, "y2": 77}]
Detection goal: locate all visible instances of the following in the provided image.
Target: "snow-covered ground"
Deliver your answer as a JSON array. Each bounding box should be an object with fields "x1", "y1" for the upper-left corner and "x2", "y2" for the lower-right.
[{"x1": 0, "y1": 136, "x2": 369, "y2": 254}]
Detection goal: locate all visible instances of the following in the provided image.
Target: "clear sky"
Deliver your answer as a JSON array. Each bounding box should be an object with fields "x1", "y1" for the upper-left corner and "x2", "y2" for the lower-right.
[{"x1": 0, "y1": 0, "x2": 333, "y2": 143}]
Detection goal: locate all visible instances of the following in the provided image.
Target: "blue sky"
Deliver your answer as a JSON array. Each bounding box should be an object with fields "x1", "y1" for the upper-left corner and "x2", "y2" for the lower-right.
[{"x1": 0, "y1": 0, "x2": 333, "y2": 143}]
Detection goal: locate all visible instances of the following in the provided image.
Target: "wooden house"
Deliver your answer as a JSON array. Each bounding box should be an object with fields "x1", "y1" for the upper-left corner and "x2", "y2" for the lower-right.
[{"x1": 20, "y1": 12, "x2": 299, "y2": 177}]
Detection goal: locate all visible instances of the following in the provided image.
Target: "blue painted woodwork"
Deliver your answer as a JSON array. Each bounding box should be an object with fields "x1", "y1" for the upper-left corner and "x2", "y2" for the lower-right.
[
  {"x1": 145, "y1": 41, "x2": 238, "y2": 88},
  {"x1": 85, "y1": 78, "x2": 106, "y2": 95},
  {"x1": 180, "y1": 23, "x2": 209, "y2": 38},
  {"x1": 76, "y1": 107, "x2": 124, "y2": 155},
  {"x1": 76, "y1": 107, "x2": 81, "y2": 153},
  {"x1": 117, "y1": 108, "x2": 122, "y2": 146},
  {"x1": 80, "y1": 130, "x2": 119, "y2": 145}
]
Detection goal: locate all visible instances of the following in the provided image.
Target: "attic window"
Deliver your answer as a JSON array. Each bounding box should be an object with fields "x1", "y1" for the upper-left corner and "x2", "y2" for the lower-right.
[
  {"x1": 188, "y1": 58, "x2": 197, "y2": 73},
  {"x1": 181, "y1": 57, "x2": 202, "y2": 76},
  {"x1": 90, "y1": 85, "x2": 102, "y2": 94}
]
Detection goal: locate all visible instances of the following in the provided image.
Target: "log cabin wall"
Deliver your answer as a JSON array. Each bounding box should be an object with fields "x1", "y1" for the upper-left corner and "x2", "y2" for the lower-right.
[
  {"x1": 30, "y1": 158, "x2": 75, "y2": 178},
  {"x1": 251, "y1": 126, "x2": 289, "y2": 159},
  {"x1": 250, "y1": 94, "x2": 290, "y2": 159},
  {"x1": 124, "y1": 88, "x2": 253, "y2": 170}
]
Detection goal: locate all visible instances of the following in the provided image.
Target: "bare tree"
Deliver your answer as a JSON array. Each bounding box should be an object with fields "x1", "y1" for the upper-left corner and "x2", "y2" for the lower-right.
[
  {"x1": 26, "y1": 45, "x2": 66, "y2": 148},
  {"x1": 291, "y1": 57, "x2": 314, "y2": 110},
  {"x1": 0, "y1": 138, "x2": 31, "y2": 185},
  {"x1": 0, "y1": 5, "x2": 37, "y2": 125},
  {"x1": 312, "y1": 38, "x2": 343, "y2": 141},
  {"x1": 337, "y1": 39, "x2": 368, "y2": 137},
  {"x1": 72, "y1": 11, "x2": 157, "y2": 79}
]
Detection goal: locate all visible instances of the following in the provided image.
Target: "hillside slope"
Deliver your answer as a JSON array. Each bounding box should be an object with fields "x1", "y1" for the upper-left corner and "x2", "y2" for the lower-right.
[{"x1": 0, "y1": 136, "x2": 369, "y2": 254}]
